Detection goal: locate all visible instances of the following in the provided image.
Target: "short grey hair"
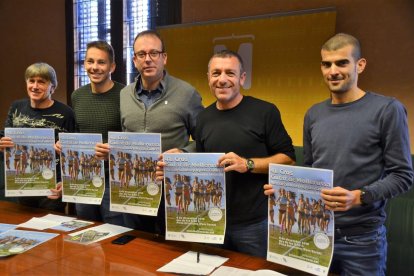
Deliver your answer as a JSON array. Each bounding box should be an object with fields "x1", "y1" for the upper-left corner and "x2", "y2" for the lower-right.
[{"x1": 25, "y1": 62, "x2": 58, "y2": 88}]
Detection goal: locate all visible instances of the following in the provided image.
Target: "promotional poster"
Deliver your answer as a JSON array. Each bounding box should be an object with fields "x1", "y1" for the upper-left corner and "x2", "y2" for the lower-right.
[
  {"x1": 108, "y1": 132, "x2": 162, "y2": 216},
  {"x1": 4, "y1": 128, "x2": 56, "y2": 197},
  {"x1": 59, "y1": 133, "x2": 104, "y2": 205},
  {"x1": 0, "y1": 230, "x2": 58, "y2": 257},
  {"x1": 267, "y1": 164, "x2": 334, "y2": 276},
  {"x1": 164, "y1": 153, "x2": 226, "y2": 244}
]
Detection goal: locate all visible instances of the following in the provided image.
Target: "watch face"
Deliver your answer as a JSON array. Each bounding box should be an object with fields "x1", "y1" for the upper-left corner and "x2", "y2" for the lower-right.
[
  {"x1": 247, "y1": 159, "x2": 254, "y2": 170},
  {"x1": 361, "y1": 189, "x2": 373, "y2": 204}
]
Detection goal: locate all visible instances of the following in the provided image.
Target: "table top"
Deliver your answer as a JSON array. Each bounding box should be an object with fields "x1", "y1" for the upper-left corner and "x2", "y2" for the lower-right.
[{"x1": 0, "y1": 200, "x2": 307, "y2": 275}]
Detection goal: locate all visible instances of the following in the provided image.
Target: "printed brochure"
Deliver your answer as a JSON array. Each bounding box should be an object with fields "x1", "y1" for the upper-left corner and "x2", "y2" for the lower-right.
[
  {"x1": 164, "y1": 153, "x2": 226, "y2": 244},
  {"x1": 267, "y1": 164, "x2": 334, "y2": 276},
  {"x1": 4, "y1": 128, "x2": 56, "y2": 197},
  {"x1": 59, "y1": 133, "x2": 105, "y2": 205},
  {"x1": 108, "y1": 132, "x2": 162, "y2": 216}
]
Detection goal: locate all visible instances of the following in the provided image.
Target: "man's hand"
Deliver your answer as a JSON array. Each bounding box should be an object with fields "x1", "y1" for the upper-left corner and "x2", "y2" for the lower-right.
[
  {"x1": 218, "y1": 152, "x2": 248, "y2": 173},
  {"x1": 48, "y1": 182, "x2": 62, "y2": 200},
  {"x1": 321, "y1": 186, "x2": 361, "y2": 211},
  {"x1": 155, "y1": 148, "x2": 184, "y2": 181},
  {"x1": 0, "y1": 137, "x2": 14, "y2": 152},
  {"x1": 54, "y1": 140, "x2": 62, "y2": 154},
  {"x1": 163, "y1": 148, "x2": 183, "y2": 154},
  {"x1": 263, "y1": 184, "x2": 275, "y2": 196},
  {"x1": 95, "y1": 143, "x2": 110, "y2": 160}
]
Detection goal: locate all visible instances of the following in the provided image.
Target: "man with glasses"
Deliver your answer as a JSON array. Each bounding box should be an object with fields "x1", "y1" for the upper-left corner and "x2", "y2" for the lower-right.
[{"x1": 96, "y1": 30, "x2": 203, "y2": 234}]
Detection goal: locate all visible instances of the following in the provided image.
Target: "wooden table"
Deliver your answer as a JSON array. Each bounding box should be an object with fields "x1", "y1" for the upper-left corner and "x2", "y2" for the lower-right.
[{"x1": 0, "y1": 201, "x2": 307, "y2": 275}]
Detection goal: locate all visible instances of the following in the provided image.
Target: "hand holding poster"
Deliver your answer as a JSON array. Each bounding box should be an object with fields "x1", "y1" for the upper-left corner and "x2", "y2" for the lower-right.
[
  {"x1": 59, "y1": 133, "x2": 104, "y2": 205},
  {"x1": 4, "y1": 128, "x2": 56, "y2": 197},
  {"x1": 108, "y1": 132, "x2": 162, "y2": 216},
  {"x1": 267, "y1": 164, "x2": 334, "y2": 276},
  {"x1": 164, "y1": 153, "x2": 226, "y2": 244}
]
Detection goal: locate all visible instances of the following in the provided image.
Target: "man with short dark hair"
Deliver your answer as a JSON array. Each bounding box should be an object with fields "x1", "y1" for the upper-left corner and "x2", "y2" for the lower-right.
[
  {"x1": 265, "y1": 33, "x2": 413, "y2": 275},
  {"x1": 63, "y1": 40, "x2": 125, "y2": 225},
  {"x1": 195, "y1": 50, "x2": 296, "y2": 257}
]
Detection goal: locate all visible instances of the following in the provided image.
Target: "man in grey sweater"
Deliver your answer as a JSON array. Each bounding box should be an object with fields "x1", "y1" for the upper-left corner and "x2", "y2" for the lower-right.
[
  {"x1": 265, "y1": 33, "x2": 413, "y2": 275},
  {"x1": 96, "y1": 30, "x2": 203, "y2": 234}
]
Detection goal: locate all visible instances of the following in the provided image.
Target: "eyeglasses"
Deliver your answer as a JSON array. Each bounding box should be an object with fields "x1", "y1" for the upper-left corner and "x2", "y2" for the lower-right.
[{"x1": 134, "y1": 50, "x2": 164, "y2": 60}]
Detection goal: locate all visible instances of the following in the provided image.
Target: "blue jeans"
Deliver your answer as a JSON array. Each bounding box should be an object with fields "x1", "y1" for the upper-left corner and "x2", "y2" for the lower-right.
[
  {"x1": 76, "y1": 185, "x2": 124, "y2": 226},
  {"x1": 221, "y1": 219, "x2": 267, "y2": 258},
  {"x1": 330, "y1": 225, "x2": 387, "y2": 276}
]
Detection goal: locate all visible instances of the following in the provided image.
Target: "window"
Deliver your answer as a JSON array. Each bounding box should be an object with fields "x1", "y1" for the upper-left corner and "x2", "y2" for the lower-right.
[
  {"x1": 73, "y1": 0, "x2": 111, "y2": 88},
  {"x1": 71, "y1": 0, "x2": 179, "y2": 90},
  {"x1": 123, "y1": 0, "x2": 150, "y2": 84}
]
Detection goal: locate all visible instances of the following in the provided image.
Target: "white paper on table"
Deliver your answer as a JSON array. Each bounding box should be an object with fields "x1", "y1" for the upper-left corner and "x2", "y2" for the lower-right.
[
  {"x1": 40, "y1": 214, "x2": 77, "y2": 223},
  {"x1": 157, "y1": 251, "x2": 228, "y2": 275},
  {"x1": 211, "y1": 266, "x2": 286, "y2": 276},
  {"x1": 18, "y1": 217, "x2": 62, "y2": 230}
]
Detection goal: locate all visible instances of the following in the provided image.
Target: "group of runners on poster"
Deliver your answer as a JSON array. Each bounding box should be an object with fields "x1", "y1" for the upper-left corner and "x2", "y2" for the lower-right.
[
  {"x1": 61, "y1": 150, "x2": 101, "y2": 182},
  {"x1": 269, "y1": 188, "x2": 332, "y2": 236},
  {"x1": 5, "y1": 144, "x2": 54, "y2": 176},
  {"x1": 109, "y1": 151, "x2": 158, "y2": 189},
  {"x1": 165, "y1": 174, "x2": 224, "y2": 215},
  {"x1": 0, "y1": 234, "x2": 38, "y2": 252}
]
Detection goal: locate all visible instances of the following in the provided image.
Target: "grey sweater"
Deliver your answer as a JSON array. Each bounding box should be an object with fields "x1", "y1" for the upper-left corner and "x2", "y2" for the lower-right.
[
  {"x1": 120, "y1": 72, "x2": 204, "y2": 152},
  {"x1": 304, "y1": 91, "x2": 413, "y2": 230}
]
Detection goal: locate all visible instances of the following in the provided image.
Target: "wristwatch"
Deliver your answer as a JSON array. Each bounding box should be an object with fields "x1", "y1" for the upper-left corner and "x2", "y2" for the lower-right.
[
  {"x1": 360, "y1": 188, "x2": 373, "y2": 205},
  {"x1": 245, "y1": 159, "x2": 255, "y2": 172}
]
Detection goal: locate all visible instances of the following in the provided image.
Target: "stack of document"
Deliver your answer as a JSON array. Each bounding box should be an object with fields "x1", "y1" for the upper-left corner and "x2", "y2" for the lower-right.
[{"x1": 17, "y1": 214, "x2": 93, "y2": 231}]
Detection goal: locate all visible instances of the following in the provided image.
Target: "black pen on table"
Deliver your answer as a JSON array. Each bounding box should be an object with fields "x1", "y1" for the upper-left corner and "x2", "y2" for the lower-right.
[{"x1": 197, "y1": 251, "x2": 200, "y2": 263}]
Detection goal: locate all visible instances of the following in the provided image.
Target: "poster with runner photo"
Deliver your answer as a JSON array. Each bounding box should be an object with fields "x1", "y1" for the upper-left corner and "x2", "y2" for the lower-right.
[
  {"x1": 59, "y1": 133, "x2": 104, "y2": 205},
  {"x1": 164, "y1": 153, "x2": 226, "y2": 244},
  {"x1": 0, "y1": 229, "x2": 58, "y2": 257},
  {"x1": 4, "y1": 128, "x2": 56, "y2": 197},
  {"x1": 108, "y1": 132, "x2": 162, "y2": 216},
  {"x1": 65, "y1": 223, "x2": 131, "y2": 245},
  {"x1": 267, "y1": 164, "x2": 334, "y2": 276}
]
